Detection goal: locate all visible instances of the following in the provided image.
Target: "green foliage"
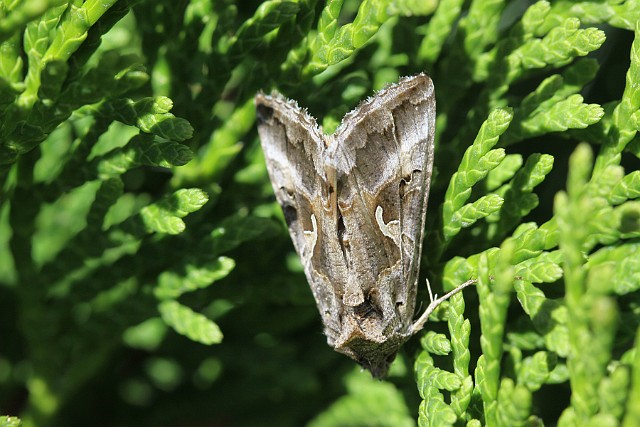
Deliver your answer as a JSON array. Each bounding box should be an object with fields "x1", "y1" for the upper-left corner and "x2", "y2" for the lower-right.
[
  {"x1": 0, "y1": 416, "x2": 21, "y2": 427},
  {"x1": 307, "y1": 369, "x2": 415, "y2": 427},
  {"x1": 2, "y1": 0, "x2": 640, "y2": 426}
]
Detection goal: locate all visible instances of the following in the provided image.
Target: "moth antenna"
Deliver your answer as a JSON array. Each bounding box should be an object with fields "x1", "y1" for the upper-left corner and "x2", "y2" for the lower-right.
[{"x1": 411, "y1": 278, "x2": 478, "y2": 333}]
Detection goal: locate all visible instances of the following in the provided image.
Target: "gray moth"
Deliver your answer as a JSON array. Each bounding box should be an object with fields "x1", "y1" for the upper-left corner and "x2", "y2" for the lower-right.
[{"x1": 255, "y1": 74, "x2": 471, "y2": 377}]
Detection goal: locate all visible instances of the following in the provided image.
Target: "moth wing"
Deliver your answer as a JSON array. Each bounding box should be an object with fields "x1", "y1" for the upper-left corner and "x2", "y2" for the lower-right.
[
  {"x1": 330, "y1": 74, "x2": 436, "y2": 331},
  {"x1": 255, "y1": 93, "x2": 346, "y2": 337}
]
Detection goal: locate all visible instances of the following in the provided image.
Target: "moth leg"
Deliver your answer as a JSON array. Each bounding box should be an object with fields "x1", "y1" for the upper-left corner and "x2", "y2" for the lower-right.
[{"x1": 411, "y1": 278, "x2": 477, "y2": 333}]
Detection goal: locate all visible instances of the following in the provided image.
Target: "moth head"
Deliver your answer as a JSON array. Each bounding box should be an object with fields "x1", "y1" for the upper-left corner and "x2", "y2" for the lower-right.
[
  {"x1": 364, "y1": 353, "x2": 399, "y2": 379},
  {"x1": 336, "y1": 337, "x2": 403, "y2": 379},
  {"x1": 334, "y1": 298, "x2": 409, "y2": 378}
]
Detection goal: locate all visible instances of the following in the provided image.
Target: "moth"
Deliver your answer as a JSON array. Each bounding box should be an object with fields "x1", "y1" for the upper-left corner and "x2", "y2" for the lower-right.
[{"x1": 256, "y1": 74, "x2": 471, "y2": 377}]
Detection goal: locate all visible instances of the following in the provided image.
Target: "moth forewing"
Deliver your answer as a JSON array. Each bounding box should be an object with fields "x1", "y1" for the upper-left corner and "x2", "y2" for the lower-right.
[{"x1": 256, "y1": 74, "x2": 436, "y2": 378}]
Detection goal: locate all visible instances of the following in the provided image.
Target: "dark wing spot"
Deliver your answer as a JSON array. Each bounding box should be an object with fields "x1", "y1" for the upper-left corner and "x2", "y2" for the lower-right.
[
  {"x1": 403, "y1": 169, "x2": 422, "y2": 184},
  {"x1": 282, "y1": 204, "x2": 297, "y2": 227},
  {"x1": 337, "y1": 213, "x2": 350, "y2": 264},
  {"x1": 353, "y1": 293, "x2": 383, "y2": 320},
  {"x1": 256, "y1": 104, "x2": 274, "y2": 123},
  {"x1": 399, "y1": 180, "x2": 407, "y2": 198},
  {"x1": 400, "y1": 169, "x2": 422, "y2": 197},
  {"x1": 337, "y1": 214, "x2": 346, "y2": 244}
]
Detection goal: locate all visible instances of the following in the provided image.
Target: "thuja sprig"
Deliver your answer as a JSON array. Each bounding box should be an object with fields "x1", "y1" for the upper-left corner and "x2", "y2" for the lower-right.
[
  {"x1": 138, "y1": 188, "x2": 209, "y2": 235},
  {"x1": 459, "y1": 0, "x2": 506, "y2": 58},
  {"x1": 306, "y1": 369, "x2": 415, "y2": 427},
  {"x1": 435, "y1": 0, "x2": 506, "y2": 116},
  {"x1": 443, "y1": 3, "x2": 606, "y2": 154},
  {"x1": 417, "y1": 0, "x2": 465, "y2": 65},
  {"x1": 502, "y1": 59, "x2": 601, "y2": 145},
  {"x1": 20, "y1": 1, "x2": 120, "y2": 108},
  {"x1": 415, "y1": 339, "x2": 460, "y2": 426},
  {"x1": 440, "y1": 108, "x2": 512, "y2": 244},
  {"x1": 174, "y1": 96, "x2": 255, "y2": 184},
  {"x1": 0, "y1": 0, "x2": 65, "y2": 43},
  {"x1": 545, "y1": 0, "x2": 640, "y2": 32},
  {"x1": 312, "y1": 0, "x2": 343, "y2": 54},
  {"x1": 609, "y1": 171, "x2": 640, "y2": 205},
  {"x1": 158, "y1": 300, "x2": 224, "y2": 345},
  {"x1": 587, "y1": 244, "x2": 640, "y2": 295},
  {"x1": 95, "y1": 135, "x2": 192, "y2": 177},
  {"x1": 495, "y1": 379, "x2": 531, "y2": 426},
  {"x1": 594, "y1": 21, "x2": 640, "y2": 175},
  {"x1": 447, "y1": 292, "x2": 473, "y2": 419},
  {"x1": 221, "y1": 0, "x2": 300, "y2": 61},
  {"x1": 622, "y1": 329, "x2": 640, "y2": 426},
  {"x1": 515, "y1": 350, "x2": 556, "y2": 392},
  {"x1": 475, "y1": 247, "x2": 515, "y2": 426},
  {"x1": 555, "y1": 144, "x2": 616, "y2": 424},
  {"x1": 155, "y1": 257, "x2": 235, "y2": 300},
  {"x1": 486, "y1": 153, "x2": 554, "y2": 241},
  {"x1": 425, "y1": 211, "x2": 563, "y2": 425},
  {"x1": 486, "y1": 154, "x2": 522, "y2": 191},
  {"x1": 513, "y1": 18, "x2": 605, "y2": 71},
  {"x1": 305, "y1": 0, "x2": 390, "y2": 75},
  {"x1": 0, "y1": 416, "x2": 21, "y2": 427}
]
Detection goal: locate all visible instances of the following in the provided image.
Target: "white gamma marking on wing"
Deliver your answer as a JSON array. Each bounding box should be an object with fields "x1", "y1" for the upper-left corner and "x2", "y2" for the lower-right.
[
  {"x1": 375, "y1": 205, "x2": 401, "y2": 248},
  {"x1": 303, "y1": 214, "x2": 318, "y2": 256}
]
